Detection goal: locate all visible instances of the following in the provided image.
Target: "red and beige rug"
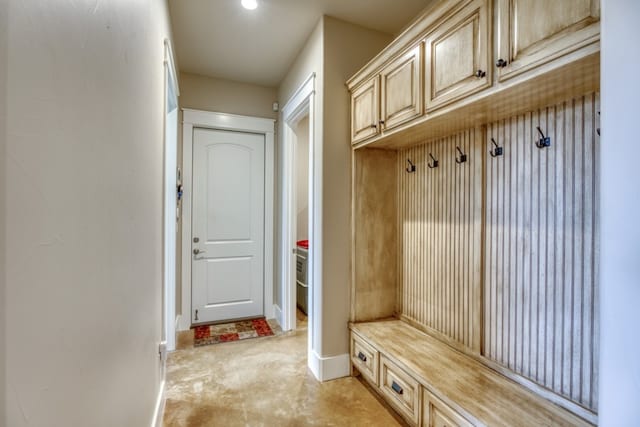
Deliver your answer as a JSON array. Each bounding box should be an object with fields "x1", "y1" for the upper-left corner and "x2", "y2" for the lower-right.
[{"x1": 193, "y1": 318, "x2": 275, "y2": 347}]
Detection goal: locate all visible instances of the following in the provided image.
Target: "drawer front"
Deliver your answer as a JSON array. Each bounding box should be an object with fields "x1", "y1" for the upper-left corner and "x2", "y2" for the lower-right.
[
  {"x1": 380, "y1": 355, "x2": 420, "y2": 425},
  {"x1": 350, "y1": 332, "x2": 379, "y2": 385},
  {"x1": 423, "y1": 389, "x2": 473, "y2": 427}
]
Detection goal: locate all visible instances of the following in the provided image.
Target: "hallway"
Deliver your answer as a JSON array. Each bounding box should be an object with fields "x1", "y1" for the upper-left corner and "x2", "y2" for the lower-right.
[{"x1": 163, "y1": 323, "x2": 402, "y2": 427}]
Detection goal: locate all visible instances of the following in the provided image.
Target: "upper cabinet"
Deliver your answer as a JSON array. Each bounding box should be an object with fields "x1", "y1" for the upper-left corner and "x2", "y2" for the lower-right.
[
  {"x1": 495, "y1": 0, "x2": 600, "y2": 80},
  {"x1": 351, "y1": 76, "x2": 380, "y2": 144},
  {"x1": 424, "y1": 0, "x2": 490, "y2": 111},
  {"x1": 380, "y1": 44, "x2": 423, "y2": 131},
  {"x1": 351, "y1": 44, "x2": 423, "y2": 144},
  {"x1": 347, "y1": 0, "x2": 600, "y2": 147}
]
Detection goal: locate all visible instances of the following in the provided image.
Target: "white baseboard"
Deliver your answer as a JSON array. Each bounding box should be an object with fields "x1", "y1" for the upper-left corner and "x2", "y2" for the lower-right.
[
  {"x1": 308, "y1": 351, "x2": 350, "y2": 382},
  {"x1": 177, "y1": 313, "x2": 191, "y2": 332},
  {"x1": 151, "y1": 380, "x2": 166, "y2": 427},
  {"x1": 273, "y1": 304, "x2": 283, "y2": 328}
]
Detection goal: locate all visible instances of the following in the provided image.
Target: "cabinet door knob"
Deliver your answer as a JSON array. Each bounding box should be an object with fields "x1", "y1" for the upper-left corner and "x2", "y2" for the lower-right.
[
  {"x1": 496, "y1": 58, "x2": 508, "y2": 68},
  {"x1": 370, "y1": 123, "x2": 377, "y2": 129},
  {"x1": 379, "y1": 120, "x2": 385, "y2": 125},
  {"x1": 475, "y1": 69, "x2": 486, "y2": 78}
]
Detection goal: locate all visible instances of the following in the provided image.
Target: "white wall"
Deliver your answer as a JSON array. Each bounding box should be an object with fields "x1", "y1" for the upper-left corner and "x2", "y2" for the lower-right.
[
  {"x1": 295, "y1": 117, "x2": 309, "y2": 241},
  {"x1": 277, "y1": 16, "x2": 391, "y2": 359},
  {"x1": 180, "y1": 72, "x2": 278, "y2": 119},
  {"x1": 277, "y1": 19, "x2": 324, "y2": 316},
  {"x1": 4, "y1": 1, "x2": 173, "y2": 425},
  {"x1": 0, "y1": 0, "x2": 8, "y2": 422},
  {"x1": 319, "y1": 17, "x2": 391, "y2": 357},
  {"x1": 598, "y1": 0, "x2": 640, "y2": 425}
]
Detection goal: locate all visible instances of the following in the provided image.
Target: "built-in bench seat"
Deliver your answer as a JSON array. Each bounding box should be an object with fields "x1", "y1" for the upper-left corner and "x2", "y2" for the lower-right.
[{"x1": 349, "y1": 320, "x2": 592, "y2": 427}]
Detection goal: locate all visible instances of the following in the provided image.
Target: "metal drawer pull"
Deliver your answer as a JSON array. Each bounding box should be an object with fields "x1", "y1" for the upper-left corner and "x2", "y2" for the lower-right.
[
  {"x1": 391, "y1": 381, "x2": 403, "y2": 395},
  {"x1": 357, "y1": 352, "x2": 367, "y2": 362}
]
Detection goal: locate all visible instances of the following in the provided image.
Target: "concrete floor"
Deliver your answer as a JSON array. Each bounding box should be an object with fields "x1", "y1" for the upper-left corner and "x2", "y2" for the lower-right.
[{"x1": 162, "y1": 316, "x2": 403, "y2": 427}]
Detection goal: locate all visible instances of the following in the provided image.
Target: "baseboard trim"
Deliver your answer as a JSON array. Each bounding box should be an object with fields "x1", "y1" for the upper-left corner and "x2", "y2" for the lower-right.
[
  {"x1": 151, "y1": 380, "x2": 166, "y2": 427},
  {"x1": 273, "y1": 304, "x2": 283, "y2": 328},
  {"x1": 308, "y1": 351, "x2": 350, "y2": 382}
]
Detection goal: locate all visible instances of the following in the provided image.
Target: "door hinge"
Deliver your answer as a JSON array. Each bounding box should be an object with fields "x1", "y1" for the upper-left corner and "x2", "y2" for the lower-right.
[{"x1": 194, "y1": 309, "x2": 199, "y2": 321}]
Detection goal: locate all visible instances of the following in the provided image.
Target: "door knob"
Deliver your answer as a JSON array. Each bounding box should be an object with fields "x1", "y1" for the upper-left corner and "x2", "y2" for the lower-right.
[
  {"x1": 475, "y1": 69, "x2": 486, "y2": 78},
  {"x1": 193, "y1": 248, "x2": 205, "y2": 255},
  {"x1": 496, "y1": 58, "x2": 508, "y2": 68}
]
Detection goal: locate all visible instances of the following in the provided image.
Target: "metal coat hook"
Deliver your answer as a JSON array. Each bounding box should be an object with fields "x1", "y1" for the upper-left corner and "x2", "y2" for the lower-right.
[
  {"x1": 455, "y1": 146, "x2": 467, "y2": 164},
  {"x1": 427, "y1": 153, "x2": 439, "y2": 169},
  {"x1": 490, "y1": 138, "x2": 503, "y2": 157},
  {"x1": 536, "y1": 126, "x2": 551, "y2": 148},
  {"x1": 406, "y1": 158, "x2": 416, "y2": 173}
]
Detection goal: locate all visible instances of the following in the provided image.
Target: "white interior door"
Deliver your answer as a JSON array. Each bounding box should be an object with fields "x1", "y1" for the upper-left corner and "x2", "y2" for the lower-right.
[{"x1": 192, "y1": 128, "x2": 265, "y2": 323}]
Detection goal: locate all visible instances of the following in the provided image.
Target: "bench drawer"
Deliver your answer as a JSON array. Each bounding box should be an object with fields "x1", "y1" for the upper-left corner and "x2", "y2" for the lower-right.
[
  {"x1": 380, "y1": 355, "x2": 421, "y2": 425},
  {"x1": 423, "y1": 389, "x2": 473, "y2": 427},
  {"x1": 350, "y1": 332, "x2": 379, "y2": 385}
]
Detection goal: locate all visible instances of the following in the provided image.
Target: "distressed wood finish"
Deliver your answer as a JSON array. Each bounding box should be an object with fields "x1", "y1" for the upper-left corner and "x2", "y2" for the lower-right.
[
  {"x1": 381, "y1": 43, "x2": 423, "y2": 131},
  {"x1": 483, "y1": 92, "x2": 600, "y2": 411},
  {"x1": 351, "y1": 76, "x2": 380, "y2": 143},
  {"x1": 351, "y1": 148, "x2": 398, "y2": 322},
  {"x1": 351, "y1": 321, "x2": 593, "y2": 427},
  {"x1": 398, "y1": 130, "x2": 483, "y2": 351},
  {"x1": 423, "y1": 389, "x2": 473, "y2": 427},
  {"x1": 496, "y1": 0, "x2": 600, "y2": 81},
  {"x1": 424, "y1": 0, "x2": 490, "y2": 111}
]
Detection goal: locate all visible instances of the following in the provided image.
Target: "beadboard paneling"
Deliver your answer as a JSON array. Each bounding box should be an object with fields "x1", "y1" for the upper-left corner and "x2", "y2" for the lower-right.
[
  {"x1": 398, "y1": 130, "x2": 483, "y2": 351},
  {"x1": 483, "y1": 92, "x2": 600, "y2": 411}
]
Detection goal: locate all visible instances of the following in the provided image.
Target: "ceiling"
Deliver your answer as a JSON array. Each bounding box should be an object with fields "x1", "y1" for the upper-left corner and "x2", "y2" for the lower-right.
[{"x1": 168, "y1": 0, "x2": 434, "y2": 87}]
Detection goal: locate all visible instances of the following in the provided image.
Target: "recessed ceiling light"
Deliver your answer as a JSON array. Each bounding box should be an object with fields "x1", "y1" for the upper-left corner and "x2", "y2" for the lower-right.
[{"x1": 241, "y1": 0, "x2": 258, "y2": 10}]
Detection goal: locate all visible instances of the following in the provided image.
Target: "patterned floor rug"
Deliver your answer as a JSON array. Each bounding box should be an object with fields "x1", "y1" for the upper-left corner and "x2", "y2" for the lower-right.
[{"x1": 193, "y1": 318, "x2": 275, "y2": 347}]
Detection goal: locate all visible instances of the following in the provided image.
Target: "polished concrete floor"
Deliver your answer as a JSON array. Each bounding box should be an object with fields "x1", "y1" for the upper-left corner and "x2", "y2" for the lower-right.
[{"x1": 163, "y1": 313, "x2": 403, "y2": 427}]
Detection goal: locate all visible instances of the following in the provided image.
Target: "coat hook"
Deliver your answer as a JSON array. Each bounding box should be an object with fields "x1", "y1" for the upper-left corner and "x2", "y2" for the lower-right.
[
  {"x1": 597, "y1": 111, "x2": 601, "y2": 136},
  {"x1": 455, "y1": 146, "x2": 467, "y2": 164},
  {"x1": 406, "y1": 158, "x2": 416, "y2": 173},
  {"x1": 427, "y1": 153, "x2": 439, "y2": 169},
  {"x1": 489, "y1": 138, "x2": 503, "y2": 157},
  {"x1": 535, "y1": 126, "x2": 551, "y2": 148}
]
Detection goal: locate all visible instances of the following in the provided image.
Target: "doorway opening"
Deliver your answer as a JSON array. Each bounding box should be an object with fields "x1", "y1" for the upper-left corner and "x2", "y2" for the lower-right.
[{"x1": 281, "y1": 73, "x2": 319, "y2": 377}]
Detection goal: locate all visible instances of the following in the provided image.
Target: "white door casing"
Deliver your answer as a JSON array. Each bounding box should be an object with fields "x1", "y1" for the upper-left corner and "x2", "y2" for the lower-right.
[
  {"x1": 191, "y1": 128, "x2": 265, "y2": 323},
  {"x1": 180, "y1": 110, "x2": 275, "y2": 332}
]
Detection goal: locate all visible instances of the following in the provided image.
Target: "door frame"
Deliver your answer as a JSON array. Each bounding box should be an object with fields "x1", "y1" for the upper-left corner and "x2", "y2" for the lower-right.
[
  {"x1": 162, "y1": 39, "x2": 179, "y2": 352},
  {"x1": 281, "y1": 73, "x2": 321, "y2": 377},
  {"x1": 179, "y1": 110, "x2": 275, "y2": 331}
]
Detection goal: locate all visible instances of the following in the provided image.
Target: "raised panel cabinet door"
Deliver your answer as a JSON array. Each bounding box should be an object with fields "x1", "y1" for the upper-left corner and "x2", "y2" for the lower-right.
[
  {"x1": 380, "y1": 44, "x2": 423, "y2": 131},
  {"x1": 351, "y1": 76, "x2": 380, "y2": 144},
  {"x1": 496, "y1": 0, "x2": 600, "y2": 80},
  {"x1": 424, "y1": 0, "x2": 490, "y2": 112},
  {"x1": 423, "y1": 389, "x2": 473, "y2": 427}
]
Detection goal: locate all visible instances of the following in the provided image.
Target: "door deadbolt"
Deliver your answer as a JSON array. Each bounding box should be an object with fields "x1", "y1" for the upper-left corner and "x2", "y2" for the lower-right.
[{"x1": 193, "y1": 237, "x2": 199, "y2": 243}]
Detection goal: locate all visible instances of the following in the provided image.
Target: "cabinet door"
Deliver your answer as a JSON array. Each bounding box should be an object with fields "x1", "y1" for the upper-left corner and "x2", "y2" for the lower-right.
[
  {"x1": 380, "y1": 44, "x2": 423, "y2": 131},
  {"x1": 424, "y1": 0, "x2": 490, "y2": 112},
  {"x1": 496, "y1": 0, "x2": 600, "y2": 81},
  {"x1": 351, "y1": 76, "x2": 380, "y2": 144},
  {"x1": 423, "y1": 389, "x2": 473, "y2": 427}
]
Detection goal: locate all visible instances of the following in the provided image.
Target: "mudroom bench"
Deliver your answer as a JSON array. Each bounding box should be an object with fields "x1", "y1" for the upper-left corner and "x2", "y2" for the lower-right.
[{"x1": 349, "y1": 320, "x2": 592, "y2": 427}]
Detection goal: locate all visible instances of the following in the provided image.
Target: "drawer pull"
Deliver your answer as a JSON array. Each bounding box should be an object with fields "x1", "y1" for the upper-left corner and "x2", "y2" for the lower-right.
[
  {"x1": 357, "y1": 351, "x2": 367, "y2": 362},
  {"x1": 391, "y1": 381, "x2": 403, "y2": 395}
]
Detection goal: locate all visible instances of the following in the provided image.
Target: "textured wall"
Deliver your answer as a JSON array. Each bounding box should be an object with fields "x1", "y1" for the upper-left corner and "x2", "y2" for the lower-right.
[
  {"x1": 484, "y1": 93, "x2": 600, "y2": 411},
  {"x1": 399, "y1": 129, "x2": 483, "y2": 351},
  {"x1": 5, "y1": 1, "x2": 173, "y2": 425}
]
